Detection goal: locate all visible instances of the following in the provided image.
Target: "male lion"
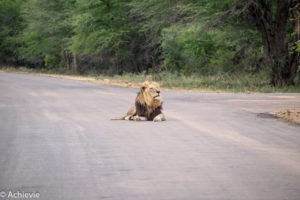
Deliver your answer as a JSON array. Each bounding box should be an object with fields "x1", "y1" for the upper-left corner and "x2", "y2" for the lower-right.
[{"x1": 112, "y1": 80, "x2": 166, "y2": 122}]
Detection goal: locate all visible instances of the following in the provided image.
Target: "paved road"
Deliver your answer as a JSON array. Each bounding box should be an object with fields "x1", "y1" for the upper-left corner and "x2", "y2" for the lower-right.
[{"x1": 0, "y1": 72, "x2": 300, "y2": 200}]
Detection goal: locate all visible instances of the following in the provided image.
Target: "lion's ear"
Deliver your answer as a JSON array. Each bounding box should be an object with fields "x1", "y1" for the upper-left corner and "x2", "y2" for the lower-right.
[
  {"x1": 140, "y1": 86, "x2": 146, "y2": 92},
  {"x1": 141, "y1": 81, "x2": 149, "y2": 91}
]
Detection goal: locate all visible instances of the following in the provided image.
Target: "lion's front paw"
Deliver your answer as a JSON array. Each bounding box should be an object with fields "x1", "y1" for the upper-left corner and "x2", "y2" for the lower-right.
[
  {"x1": 153, "y1": 118, "x2": 162, "y2": 122},
  {"x1": 153, "y1": 114, "x2": 166, "y2": 122},
  {"x1": 132, "y1": 115, "x2": 141, "y2": 121},
  {"x1": 124, "y1": 116, "x2": 131, "y2": 120}
]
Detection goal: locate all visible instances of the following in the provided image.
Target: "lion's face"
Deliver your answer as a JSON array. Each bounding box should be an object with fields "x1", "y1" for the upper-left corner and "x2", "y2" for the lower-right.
[
  {"x1": 139, "y1": 81, "x2": 162, "y2": 106},
  {"x1": 144, "y1": 82, "x2": 161, "y2": 100}
]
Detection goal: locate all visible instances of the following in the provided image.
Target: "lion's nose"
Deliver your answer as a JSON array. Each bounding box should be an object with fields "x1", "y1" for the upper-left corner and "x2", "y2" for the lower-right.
[{"x1": 157, "y1": 91, "x2": 160, "y2": 94}]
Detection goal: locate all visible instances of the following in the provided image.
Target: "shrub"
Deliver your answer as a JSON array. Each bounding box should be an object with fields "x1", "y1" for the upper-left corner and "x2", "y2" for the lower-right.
[{"x1": 45, "y1": 54, "x2": 60, "y2": 69}]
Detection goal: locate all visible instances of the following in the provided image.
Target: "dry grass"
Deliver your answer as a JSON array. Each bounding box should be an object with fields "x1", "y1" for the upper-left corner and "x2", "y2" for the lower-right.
[
  {"x1": 1, "y1": 66, "x2": 300, "y2": 93},
  {"x1": 270, "y1": 109, "x2": 300, "y2": 125},
  {"x1": 0, "y1": 68, "x2": 144, "y2": 88}
]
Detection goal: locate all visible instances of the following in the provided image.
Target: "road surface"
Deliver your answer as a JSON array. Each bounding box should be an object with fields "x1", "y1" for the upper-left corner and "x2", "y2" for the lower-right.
[{"x1": 0, "y1": 72, "x2": 300, "y2": 200}]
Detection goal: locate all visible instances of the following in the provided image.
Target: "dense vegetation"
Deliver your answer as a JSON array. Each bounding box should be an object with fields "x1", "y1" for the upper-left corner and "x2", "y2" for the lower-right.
[{"x1": 0, "y1": 0, "x2": 299, "y2": 88}]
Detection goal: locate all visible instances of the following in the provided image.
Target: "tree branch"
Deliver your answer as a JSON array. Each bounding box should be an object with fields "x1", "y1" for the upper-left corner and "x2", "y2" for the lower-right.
[{"x1": 248, "y1": 0, "x2": 273, "y2": 54}]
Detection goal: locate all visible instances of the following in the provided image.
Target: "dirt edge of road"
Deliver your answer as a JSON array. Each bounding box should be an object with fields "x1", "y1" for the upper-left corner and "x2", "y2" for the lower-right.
[
  {"x1": 0, "y1": 69, "x2": 226, "y2": 93},
  {"x1": 270, "y1": 109, "x2": 300, "y2": 125},
  {"x1": 0, "y1": 69, "x2": 141, "y2": 88}
]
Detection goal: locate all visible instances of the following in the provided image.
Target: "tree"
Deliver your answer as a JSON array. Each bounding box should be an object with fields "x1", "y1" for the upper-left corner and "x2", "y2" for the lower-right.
[
  {"x1": 0, "y1": 0, "x2": 23, "y2": 64},
  {"x1": 70, "y1": 0, "x2": 133, "y2": 73},
  {"x1": 247, "y1": 0, "x2": 300, "y2": 86},
  {"x1": 18, "y1": 0, "x2": 74, "y2": 68}
]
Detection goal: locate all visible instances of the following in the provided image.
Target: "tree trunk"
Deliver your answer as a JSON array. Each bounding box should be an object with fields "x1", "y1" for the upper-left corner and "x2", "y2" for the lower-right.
[
  {"x1": 131, "y1": 59, "x2": 140, "y2": 73},
  {"x1": 64, "y1": 51, "x2": 72, "y2": 74},
  {"x1": 249, "y1": 0, "x2": 300, "y2": 86},
  {"x1": 72, "y1": 52, "x2": 78, "y2": 74}
]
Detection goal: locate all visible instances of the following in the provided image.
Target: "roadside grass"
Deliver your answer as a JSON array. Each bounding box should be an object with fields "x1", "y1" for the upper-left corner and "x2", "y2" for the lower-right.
[
  {"x1": 94, "y1": 70, "x2": 300, "y2": 93},
  {"x1": 161, "y1": 72, "x2": 300, "y2": 93},
  {"x1": 1, "y1": 66, "x2": 300, "y2": 93}
]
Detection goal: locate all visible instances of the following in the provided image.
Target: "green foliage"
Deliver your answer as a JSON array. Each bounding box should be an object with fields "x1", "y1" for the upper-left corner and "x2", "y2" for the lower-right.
[
  {"x1": 161, "y1": 22, "x2": 262, "y2": 75},
  {"x1": 1, "y1": 0, "x2": 297, "y2": 88},
  {"x1": 0, "y1": 0, "x2": 263, "y2": 73},
  {"x1": 45, "y1": 54, "x2": 60, "y2": 69},
  {"x1": 295, "y1": 41, "x2": 300, "y2": 52},
  {"x1": 0, "y1": 0, "x2": 23, "y2": 63},
  {"x1": 1, "y1": 0, "x2": 261, "y2": 73},
  {"x1": 70, "y1": 0, "x2": 131, "y2": 54},
  {"x1": 17, "y1": 0, "x2": 74, "y2": 63}
]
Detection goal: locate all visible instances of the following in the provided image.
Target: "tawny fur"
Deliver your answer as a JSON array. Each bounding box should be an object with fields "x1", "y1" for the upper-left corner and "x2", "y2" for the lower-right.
[{"x1": 111, "y1": 81, "x2": 166, "y2": 122}]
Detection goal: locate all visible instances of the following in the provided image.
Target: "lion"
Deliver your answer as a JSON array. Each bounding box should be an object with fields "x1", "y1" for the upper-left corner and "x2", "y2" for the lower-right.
[{"x1": 112, "y1": 80, "x2": 166, "y2": 122}]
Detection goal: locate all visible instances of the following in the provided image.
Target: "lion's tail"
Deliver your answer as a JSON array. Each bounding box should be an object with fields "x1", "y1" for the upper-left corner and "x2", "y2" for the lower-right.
[{"x1": 110, "y1": 116, "x2": 126, "y2": 120}]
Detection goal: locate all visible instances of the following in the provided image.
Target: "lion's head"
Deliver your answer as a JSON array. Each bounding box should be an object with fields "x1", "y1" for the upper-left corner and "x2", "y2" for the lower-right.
[{"x1": 137, "y1": 81, "x2": 162, "y2": 108}]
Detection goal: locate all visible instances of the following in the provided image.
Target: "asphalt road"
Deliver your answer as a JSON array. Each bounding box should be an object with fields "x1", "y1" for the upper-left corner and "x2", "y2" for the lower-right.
[{"x1": 0, "y1": 72, "x2": 300, "y2": 200}]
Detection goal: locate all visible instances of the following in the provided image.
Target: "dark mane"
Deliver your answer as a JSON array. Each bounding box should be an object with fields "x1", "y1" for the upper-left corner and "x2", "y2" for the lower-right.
[
  {"x1": 135, "y1": 92, "x2": 163, "y2": 121},
  {"x1": 149, "y1": 105, "x2": 163, "y2": 121}
]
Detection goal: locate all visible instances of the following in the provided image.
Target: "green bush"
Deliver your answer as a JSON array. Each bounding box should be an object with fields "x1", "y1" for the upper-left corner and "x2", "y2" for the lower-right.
[
  {"x1": 161, "y1": 22, "x2": 264, "y2": 75},
  {"x1": 45, "y1": 54, "x2": 60, "y2": 69},
  {"x1": 161, "y1": 24, "x2": 236, "y2": 75}
]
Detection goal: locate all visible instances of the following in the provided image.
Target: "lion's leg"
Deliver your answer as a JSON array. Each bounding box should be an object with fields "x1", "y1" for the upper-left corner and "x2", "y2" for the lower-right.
[
  {"x1": 124, "y1": 106, "x2": 138, "y2": 121},
  {"x1": 132, "y1": 115, "x2": 141, "y2": 121},
  {"x1": 153, "y1": 113, "x2": 166, "y2": 122},
  {"x1": 124, "y1": 116, "x2": 131, "y2": 120}
]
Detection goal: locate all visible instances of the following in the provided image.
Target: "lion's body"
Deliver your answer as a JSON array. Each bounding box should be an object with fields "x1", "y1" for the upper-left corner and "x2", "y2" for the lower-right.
[{"x1": 111, "y1": 81, "x2": 166, "y2": 122}]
